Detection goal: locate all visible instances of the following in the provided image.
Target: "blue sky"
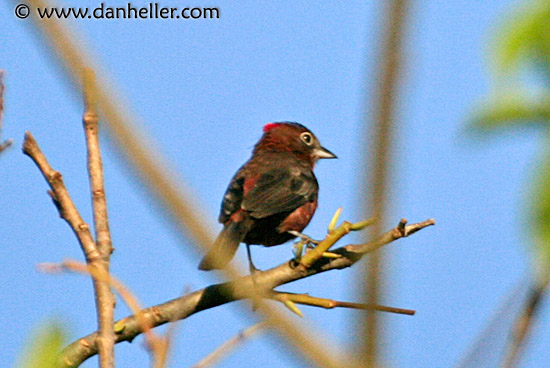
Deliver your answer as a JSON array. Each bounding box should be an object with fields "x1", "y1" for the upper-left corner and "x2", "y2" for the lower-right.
[{"x1": 2, "y1": 0, "x2": 549, "y2": 367}]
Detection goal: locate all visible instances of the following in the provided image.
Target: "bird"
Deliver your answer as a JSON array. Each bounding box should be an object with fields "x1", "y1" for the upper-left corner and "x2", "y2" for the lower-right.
[{"x1": 198, "y1": 122, "x2": 336, "y2": 272}]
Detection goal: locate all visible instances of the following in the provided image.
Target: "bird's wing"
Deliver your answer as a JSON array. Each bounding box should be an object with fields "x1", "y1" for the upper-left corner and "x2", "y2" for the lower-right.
[
  {"x1": 218, "y1": 167, "x2": 246, "y2": 223},
  {"x1": 241, "y1": 167, "x2": 318, "y2": 219}
]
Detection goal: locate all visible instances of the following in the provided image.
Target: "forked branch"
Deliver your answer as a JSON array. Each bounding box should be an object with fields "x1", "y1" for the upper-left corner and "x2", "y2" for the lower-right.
[{"x1": 58, "y1": 217, "x2": 434, "y2": 367}]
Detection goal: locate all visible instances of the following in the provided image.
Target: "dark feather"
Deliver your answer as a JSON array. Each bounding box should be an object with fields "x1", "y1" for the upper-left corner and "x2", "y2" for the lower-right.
[
  {"x1": 242, "y1": 166, "x2": 318, "y2": 219},
  {"x1": 198, "y1": 220, "x2": 248, "y2": 270},
  {"x1": 218, "y1": 171, "x2": 245, "y2": 223}
]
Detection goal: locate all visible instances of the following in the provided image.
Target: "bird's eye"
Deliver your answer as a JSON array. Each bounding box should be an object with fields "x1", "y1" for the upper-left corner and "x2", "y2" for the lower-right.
[{"x1": 300, "y1": 132, "x2": 313, "y2": 146}]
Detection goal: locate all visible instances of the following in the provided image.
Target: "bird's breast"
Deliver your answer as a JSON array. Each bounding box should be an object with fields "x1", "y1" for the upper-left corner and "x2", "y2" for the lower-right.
[{"x1": 277, "y1": 200, "x2": 318, "y2": 234}]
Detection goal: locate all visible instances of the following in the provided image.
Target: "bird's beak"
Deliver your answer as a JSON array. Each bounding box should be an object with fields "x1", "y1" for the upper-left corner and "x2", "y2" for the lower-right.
[{"x1": 314, "y1": 146, "x2": 337, "y2": 159}]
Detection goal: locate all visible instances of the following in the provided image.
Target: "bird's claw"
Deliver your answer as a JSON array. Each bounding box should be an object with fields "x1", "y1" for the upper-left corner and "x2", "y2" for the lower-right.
[{"x1": 289, "y1": 231, "x2": 320, "y2": 246}]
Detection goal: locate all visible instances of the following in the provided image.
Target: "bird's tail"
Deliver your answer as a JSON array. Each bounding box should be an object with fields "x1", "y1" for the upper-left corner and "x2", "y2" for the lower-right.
[{"x1": 198, "y1": 222, "x2": 244, "y2": 270}]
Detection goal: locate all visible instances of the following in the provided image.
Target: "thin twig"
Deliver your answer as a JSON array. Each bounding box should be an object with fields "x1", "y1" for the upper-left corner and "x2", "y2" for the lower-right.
[
  {"x1": 299, "y1": 217, "x2": 376, "y2": 268},
  {"x1": 353, "y1": 218, "x2": 434, "y2": 254},
  {"x1": 22, "y1": 133, "x2": 119, "y2": 367},
  {"x1": 58, "y1": 218, "x2": 434, "y2": 367},
  {"x1": 152, "y1": 329, "x2": 174, "y2": 368},
  {"x1": 82, "y1": 69, "x2": 112, "y2": 257},
  {"x1": 501, "y1": 277, "x2": 549, "y2": 368},
  {"x1": 0, "y1": 70, "x2": 13, "y2": 153},
  {"x1": 192, "y1": 322, "x2": 267, "y2": 368},
  {"x1": 152, "y1": 287, "x2": 187, "y2": 368},
  {"x1": 271, "y1": 292, "x2": 415, "y2": 316},
  {"x1": 38, "y1": 259, "x2": 163, "y2": 359},
  {"x1": 82, "y1": 68, "x2": 116, "y2": 368},
  {"x1": 361, "y1": 0, "x2": 410, "y2": 365},
  {"x1": 22, "y1": 132, "x2": 101, "y2": 262},
  {"x1": 0, "y1": 70, "x2": 3, "y2": 126}
]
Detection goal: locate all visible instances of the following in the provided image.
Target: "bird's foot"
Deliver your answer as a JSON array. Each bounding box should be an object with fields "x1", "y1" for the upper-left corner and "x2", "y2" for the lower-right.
[{"x1": 288, "y1": 230, "x2": 320, "y2": 246}]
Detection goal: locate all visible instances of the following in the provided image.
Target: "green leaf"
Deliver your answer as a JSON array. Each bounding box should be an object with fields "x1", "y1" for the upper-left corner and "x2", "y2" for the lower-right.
[
  {"x1": 470, "y1": 92, "x2": 550, "y2": 132},
  {"x1": 492, "y1": 0, "x2": 550, "y2": 75},
  {"x1": 531, "y1": 149, "x2": 550, "y2": 275},
  {"x1": 17, "y1": 320, "x2": 67, "y2": 368}
]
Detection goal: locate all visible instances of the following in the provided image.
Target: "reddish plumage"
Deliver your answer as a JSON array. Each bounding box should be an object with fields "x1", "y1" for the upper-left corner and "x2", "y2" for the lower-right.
[
  {"x1": 198, "y1": 122, "x2": 336, "y2": 271},
  {"x1": 262, "y1": 122, "x2": 281, "y2": 132}
]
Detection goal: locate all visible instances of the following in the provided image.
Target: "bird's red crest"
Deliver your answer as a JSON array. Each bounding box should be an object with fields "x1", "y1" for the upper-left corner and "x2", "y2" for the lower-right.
[{"x1": 263, "y1": 123, "x2": 281, "y2": 133}]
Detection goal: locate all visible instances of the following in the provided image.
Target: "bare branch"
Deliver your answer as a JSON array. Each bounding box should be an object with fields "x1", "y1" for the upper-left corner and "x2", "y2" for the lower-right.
[
  {"x1": 23, "y1": 132, "x2": 118, "y2": 367},
  {"x1": 58, "y1": 218, "x2": 434, "y2": 367},
  {"x1": 352, "y1": 218, "x2": 435, "y2": 254},
  {"x1": 82, "y1": 68, "x2": 116, "y2": 368},
  {"x1": 271, "y1": 292, "x2": 415, "y2": 316},
  {"x1": 82, "y1": 69, "x2": 112, "y2": 257},
  {"x1": 0, "y1": 70, "x2": 13, "y2": 154},
  {"x1": 38, "y1": 259, "x2": 166, "y2": 366},
  {"x1": 501, "y1": 278, "x2": 549, "y2": 368},
  {"x1": 22, "y1": 132, "x2": 101, "y2": 262},
  {"x1": 361, "y1": 0, "x2": 411, "y2": 364},
  {"x1": 299, "y1": 217, "x2": 377, "y2": 268},
  {"x1": 39, "y1": 260, "x2": 156, "y2": 344},
  {"x1": 192, "y1": 322, "x2": 267, "y2": 368}
]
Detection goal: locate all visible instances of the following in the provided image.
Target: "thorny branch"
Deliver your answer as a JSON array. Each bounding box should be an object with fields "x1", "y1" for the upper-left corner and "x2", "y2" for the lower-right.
[{"x1": 58, "y1": 218, "x2": 434, "y2": 367}]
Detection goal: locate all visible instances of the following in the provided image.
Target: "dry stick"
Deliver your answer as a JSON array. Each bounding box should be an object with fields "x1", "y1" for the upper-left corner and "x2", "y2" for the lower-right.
[
  {"x1": 361, "y1": 0, "x2": 410, "y2": 366},
  {"x1": 21, "y1": 133, "x2": 114, "y2": 367},
  {"x1": 82, "y1": 69, "x2": 112, "y2": 257},
  {"x1": 192, "y1": 322, "x2": 268, "y2": 368},
  {"x1": 151, "y1": 291, "x2": 186, "y2": 368},
  {"x1": 501, "y1": 276, "x2": 549, "y2": 368},
  {"x1": 23, "y1": 130, "x2": 165, "y2": 366},
  {"x1": 0, "y1": 70, "x2": 13, "y2": 153},
  {"x1": 24, "y1": 1, "x2": 355, "y2": 367},
  {"x1": 82, "y1": 69, "x2": 116, "y2": 368},
  {"x1": 152, "y1": 329, "x2": 173, "y2": 368},
  {"x1": 39, "y1": 259, "x2": 170, "y2": 368},
  {"x1": 22, "y1": 132, "x2": 101, "y2": 262},
  {"x1": 271, "y1": 292, "x2": 415, "y2": 316},
  {"x1": 38, "y1": 259, "x2": 159, "y2": 350},
  {"x1": 59, "y1": 218, "x2": 434, "y2": 367}
]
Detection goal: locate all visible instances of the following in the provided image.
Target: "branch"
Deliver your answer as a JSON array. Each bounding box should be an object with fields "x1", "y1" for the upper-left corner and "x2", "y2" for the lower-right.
[
  {"x1": 192, "y1": 322, "x2": 267, "y2": 368},
  {"x1": 22, "y1": 133, "x2": 121, "y2": 366},
  {"x1": 59, "y1": 218, "x2": 434, "y2": 367},
  {"x1": 82, "y1": 69, "x2": 112, "y2": 257},
  {"x1": 39, "y1": 259, "x2": 170, "y2": 367},
  {"x1": 361, "y1": 0, "x2": 410, "y2": 364},
  {"x1": 0, "y1": 70, "x2": 13, "y2": 154},
  {"x1": 82, "y1": 68, "x2": 115, "y2": 368},
  {"x1": 299, "y1": 216, "x2": 376, "y2": 268},
  {"x1": 271, "y1": 292, "x2": 415, "y2": 316},
  {"x1": 501, "y1": 277, "x2": 549, "y2": 368},
  {"x1": 22, "y1": 132, "x2": 101, "y2": 262}
]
